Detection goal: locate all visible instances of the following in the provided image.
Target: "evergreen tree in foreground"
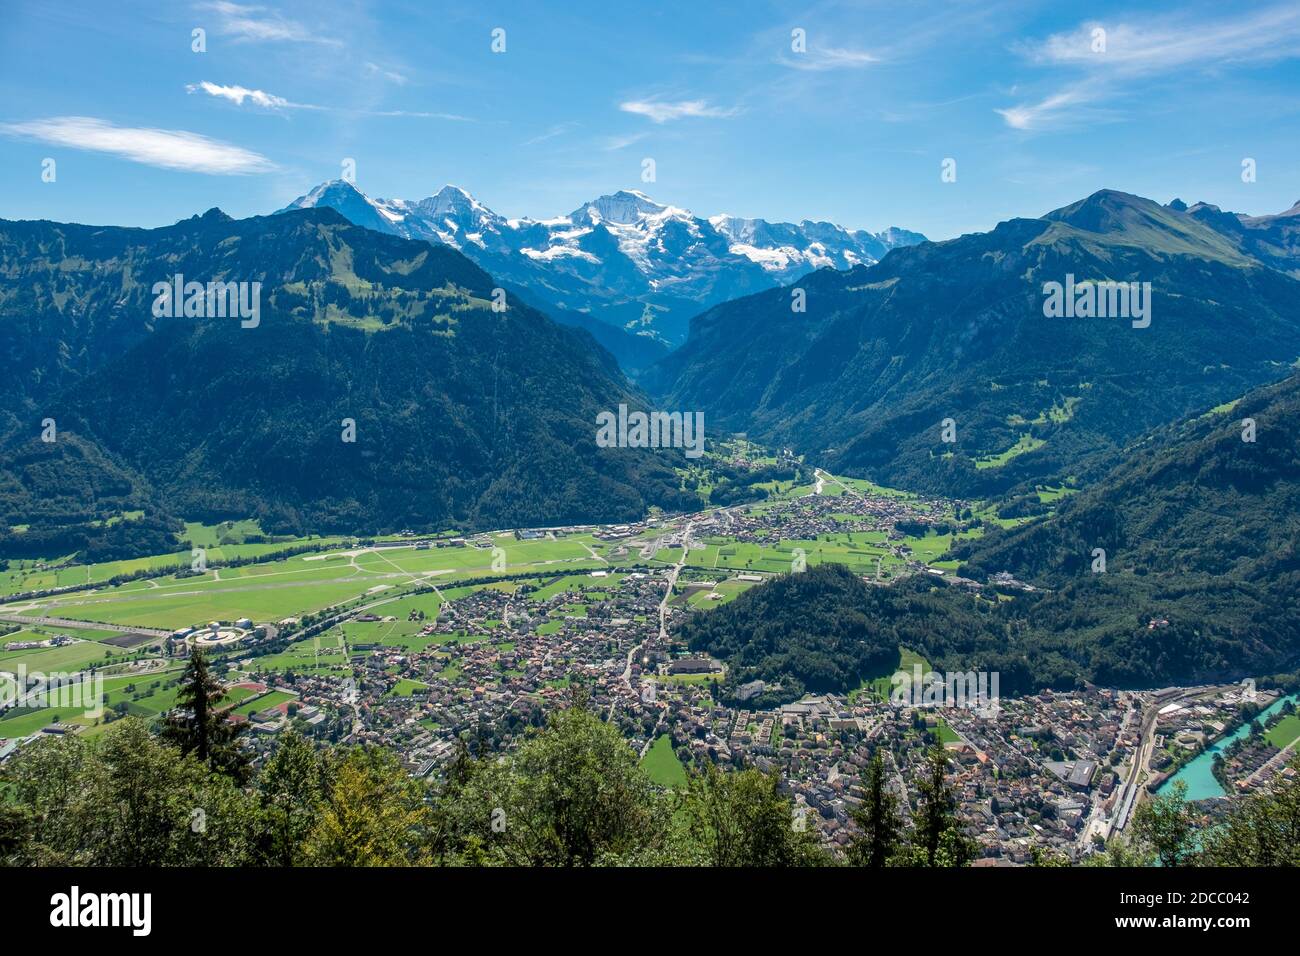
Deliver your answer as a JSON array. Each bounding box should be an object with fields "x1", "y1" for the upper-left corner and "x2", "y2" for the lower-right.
[
  {"x1": 160, "y1": 648, "x2": 250, "y2": 783},
  {"x1": 256, "y1": 731, "x2": 329, "y2": 866},
  {"x1": 898, "y1": 746, "x2": 978, "y2": 867},
  {"x1": 847, "y1": 752, "x2": 901, "y2": 867}
]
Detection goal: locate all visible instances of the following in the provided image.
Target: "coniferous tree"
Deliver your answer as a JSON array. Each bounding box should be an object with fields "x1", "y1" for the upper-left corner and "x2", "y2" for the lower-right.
[
  {"x1": 903, "y1": 746, "x2": 977, "y2": 867},
  {"x1": 847, "y1": 753, "x2": 901, "y2": 867},
  {"x1": 160, "y1": 648, "x2": 249, "y2": 783},
  {"x1": 255, "y1": 731, "x2": 327, "y2": 866}
]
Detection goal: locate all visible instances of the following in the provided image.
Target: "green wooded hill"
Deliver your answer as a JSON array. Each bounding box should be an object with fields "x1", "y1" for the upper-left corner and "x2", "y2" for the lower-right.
[
  {"x1": 683, "y1": 374, "x2": 1300, "y2": 691},
  {"x1": 0, "y1": 207, "x2": 698, "y2": 548},
  {"x1": 677, "y1": 562, "x2": 1080, "y2": 699},
  {"x1": 952, "y1": 371, "x2": 1300, "y2": 686},
  {"x1": 648, "y1": 190, "x2": 1300, "y2": 501},
  {"x1": 678, "y1": 564, "x2": 917, "y2": 703}
]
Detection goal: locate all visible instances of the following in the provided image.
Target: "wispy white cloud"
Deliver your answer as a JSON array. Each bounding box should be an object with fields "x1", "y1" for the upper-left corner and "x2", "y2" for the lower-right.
[
  {"x1": 601, "y1": 131, "x2": 649, "y2": 151},
  {"x1": 200, "y1": 1, "x2": 340, "y2": 46},
  {"x1": 369, "y1": 109, "x2": 472, "y2": 121},
  {"x1": 1023, "y1": 7, "x2": 1300, "y2": 71},
  {"x1": 779, "y1": 45, "x2": 879, "y2": 71},
  {"x1": 995, "y1": 85, "x2": 1096, "y2": 131},
  {"x1": 364, "y1": 62, "x2": 408, "y2": 85},
  {"x1": 619, "y1": 99, "x2": 740, "y2": 123},
  {"x1": 0, "y1": 116, "x2": 275, "y2": 174},
  {"x1": 999, "y1": 4, "x2": 1300, "y2": 129},
  {"x1": 522, "y1": 122, "x2": 578, "y2": 146},
  {"x1": 186, "y1": 81, "x2": 300, "y2": 110},
  {"x1": 186, "y1": 80, "x2": 470, "y2": 120}
]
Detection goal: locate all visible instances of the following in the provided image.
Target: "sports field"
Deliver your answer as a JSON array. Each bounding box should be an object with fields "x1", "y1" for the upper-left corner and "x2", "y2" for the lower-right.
[{"x1": 1265, "y1": 713, "x2": 1300, "y2": 750}]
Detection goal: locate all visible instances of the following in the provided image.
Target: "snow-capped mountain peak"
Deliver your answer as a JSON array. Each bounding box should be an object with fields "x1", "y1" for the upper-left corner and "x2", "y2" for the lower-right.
[
  {"x1": 292, "y1": 178, "x2": 363, "y2": 206},
  {"x1": 414, "y1": 184, "x2": 498, "y2": 220},
  {"x1": 281, "y1": 179, "x2": 401, "y2": 232},
  {"x1": 276, "y1": 180, "x2": 926, "y2": 345},
  {"x1": 572, "y1": 189, "x2": 674, "y2": 226}
]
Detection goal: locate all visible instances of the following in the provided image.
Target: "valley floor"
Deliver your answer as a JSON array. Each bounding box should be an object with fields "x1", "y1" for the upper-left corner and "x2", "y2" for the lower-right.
[{"x1": 1, "y1": 462, "x2": 1292, "y2": 864}]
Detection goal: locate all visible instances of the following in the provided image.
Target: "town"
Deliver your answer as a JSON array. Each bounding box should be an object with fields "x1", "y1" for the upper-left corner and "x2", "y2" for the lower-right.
[{"x1": 2, "y1": 460, "x2": 1296, "y2": 864}]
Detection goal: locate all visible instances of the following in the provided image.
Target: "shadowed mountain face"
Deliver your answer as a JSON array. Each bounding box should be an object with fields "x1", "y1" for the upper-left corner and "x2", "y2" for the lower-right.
[
  {"x1": 672, "y1": 372, "x2": 1300, "y2": 691},
  {"x1": 0, "y1": 207, "x2": 486, "y2": 413},
  {"x1": 0, "y1": 207, "x2": 698, "y2": 540},
  {"x1": 648, "y1": 190, "x2": 1300, "y2": 501},
  {"x1": 279, "y1": 180, "x2": 925, "y2": 351},
  {"x1": 1178, "y1": 197, "x2": 1300, "y2": 277},
  {"x1": 951, "y1": 372, "x2": 1300, "y2": 686}
]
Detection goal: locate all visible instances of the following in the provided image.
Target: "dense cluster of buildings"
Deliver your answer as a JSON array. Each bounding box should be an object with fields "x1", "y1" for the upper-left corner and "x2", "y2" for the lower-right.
[
  {"x1": 9, "y1": 476, "x2": 1292, "y2": 866},
  {"x1": 219, "y1": 488, "x2": 1180, "y2": 862}
]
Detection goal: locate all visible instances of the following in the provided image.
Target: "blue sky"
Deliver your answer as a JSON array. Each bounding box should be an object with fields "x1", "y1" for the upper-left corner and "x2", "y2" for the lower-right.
[{"x1": 2, "y1": 0, "x2": 1299, "y2": 239}]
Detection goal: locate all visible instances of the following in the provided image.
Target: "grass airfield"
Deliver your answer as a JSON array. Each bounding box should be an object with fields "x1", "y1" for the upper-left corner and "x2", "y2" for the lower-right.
[
  {"x1": 2, "y1": 533, "x2": 610, "y2": 632},
  {"x1": 1, "y1": 480, "x2": 983, "y2": 743}
]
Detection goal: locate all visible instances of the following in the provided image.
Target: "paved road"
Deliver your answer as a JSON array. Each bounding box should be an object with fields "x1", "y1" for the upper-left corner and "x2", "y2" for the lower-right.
[
  {"x1": 657, "y1": 521, "x2": 693, "y2": 643},
  {"x1": 1109, "y1": 684, "x2": 1238, "y2": 837},
  {"x1": 611, "y1": 520, "x2": 693, "y2": 722},
  {"x1": 0, "y1": 613, "x2": 170, "y2": 638}
]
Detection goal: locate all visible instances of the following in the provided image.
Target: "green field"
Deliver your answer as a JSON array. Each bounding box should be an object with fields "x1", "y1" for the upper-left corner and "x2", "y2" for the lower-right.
[
  {"x1": 529, "y1": 573, "x2": 621, "y2": 601},
  {"x1": 853, "y1": 647, "x2": 932, "y2": 703},
  {"x1": 1035, "y1": 484, "x2": 1079, "y2": 504},
  {"x1": 934, "y1": 717, "x2": 962, "y2": 745},
  {"x1": 899, "y1": 529, "x2": 981, "y2": 570},
  {"x1": 386, "y1": 678, "x2": 429, "y2": 697},
  {"x1": 94, "y1": 671, "x2": 187, "y2": 719},
  {"x1": 685, "y1": 533, "x2": 890, "y2": 576},
  {"x1": 252, "y1": 633, "x2": 351, "y2": 676},
  {"x1": 0, "y1": 531, "x2": 350, "y2": 597},
  {"x1": 0, "y1": 662, "x2": 189, "y2": 738},
  {"x1": 974, "y1": 433, "x2": 1046, "y2": 470},
  {"x1": 640, "y1": 734, "x2": 688, "y2": 787},
  {"x1": 824, "y1": 473, "x2": 916, "y2": 500},
  {"x1": 2, "y1": 533, "x2": 610, "y2": 631},
  {"x1": 0, "y1": 637, "x2": 127, "y2": 672},
  {"x1": 683, "y1": 578, "x2": 756, "y2": 609},
  {"x1": 1265, "y1": 713, "x2": 1300, "y2": 750},
  {"x1": 342, "y1": 591, "x2": 445, "y2": 649},
  {"x1": 0, "y1": 707, "x2": 66, "y2": 738},
  {"x1": 232, "y1": 689, "x2": 295, "y2": 718}
]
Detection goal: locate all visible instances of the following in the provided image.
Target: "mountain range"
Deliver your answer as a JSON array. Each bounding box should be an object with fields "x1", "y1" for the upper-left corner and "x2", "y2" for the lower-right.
[
  {"x1": 1176, "y1": 196, "x2": 1300, "y2": 277},
  {"x1": 647, "y1": 189, "x2": 1300, "y2": 504},
  {"x1": 279, "y1": 180, "x2": 924, "y2": 359},
  {"x1": 4, "y1": 184, "x2": 1300, "y2": 689},
  {"x1": 0, "y1": 206, "x2": 696, "y2": 551}
]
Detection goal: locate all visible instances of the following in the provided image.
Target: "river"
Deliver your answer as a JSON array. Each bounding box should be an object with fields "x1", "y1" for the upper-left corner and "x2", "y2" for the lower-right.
[{"x1": 1157, "y1": 693, "x2": 1298, "y2": 800}]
